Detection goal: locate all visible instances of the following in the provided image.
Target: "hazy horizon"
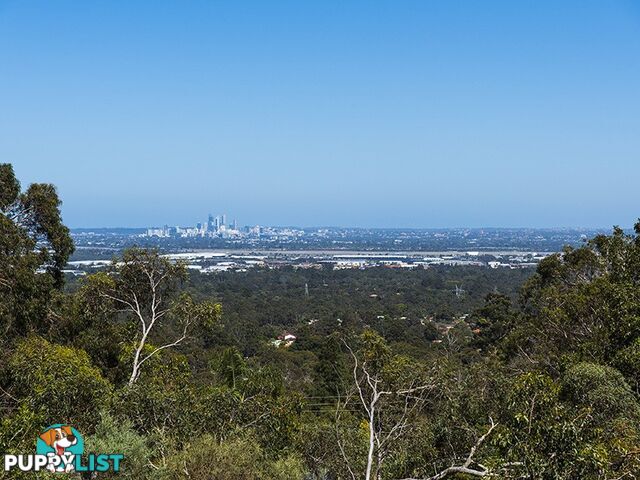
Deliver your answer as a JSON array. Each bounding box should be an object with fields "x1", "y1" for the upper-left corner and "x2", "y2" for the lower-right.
[
  {"x1": 69, "y1": 223, "x2": 616, "y2": 231},
  {"x1": 3, "y1": 1, "x2": 640, "y2": 229}
]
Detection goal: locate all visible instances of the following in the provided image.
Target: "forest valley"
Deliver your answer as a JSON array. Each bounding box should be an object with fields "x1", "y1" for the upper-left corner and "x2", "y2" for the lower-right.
[{"x1": 1, "y1": 162, "x2": 639, "y2": 479}]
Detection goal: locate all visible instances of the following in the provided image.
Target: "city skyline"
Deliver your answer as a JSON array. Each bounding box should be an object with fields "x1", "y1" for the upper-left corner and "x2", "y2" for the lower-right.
[
  {"x1": 75, "y1": 209, "x2": 625, "y2": 231},
  {"x1": 81, "y1": 213, "x2": 620, "y2": 232},
  {"x1": 73, "y1": 207, "x2": 627, "y2": 231}
]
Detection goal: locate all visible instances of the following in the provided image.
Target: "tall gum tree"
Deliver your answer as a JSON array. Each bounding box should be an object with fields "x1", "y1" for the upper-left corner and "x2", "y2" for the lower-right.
[
  {"x1": 84, "y1": 248, "x2": 221, "y2": 385},
  {"x1": 0, "y1": 163, "x2": 73, "y2": 338}
]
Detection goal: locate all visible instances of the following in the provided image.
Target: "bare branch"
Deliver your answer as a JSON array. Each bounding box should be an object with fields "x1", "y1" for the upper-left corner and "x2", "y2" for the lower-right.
[
  {"x1": 136, "y1": 321, "x2": 190, "y2": 369},
  {"x1": 397, "y1": 418, "x2": 500, "y2": 480},
  {"x1": 340, "y1": 339, "x2": 435, "y2": 480}
]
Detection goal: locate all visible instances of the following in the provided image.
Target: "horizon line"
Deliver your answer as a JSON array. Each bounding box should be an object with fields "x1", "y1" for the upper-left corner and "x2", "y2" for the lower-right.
[{"x1": 69, "y1": 225, "x2": 618, "y2": 231}]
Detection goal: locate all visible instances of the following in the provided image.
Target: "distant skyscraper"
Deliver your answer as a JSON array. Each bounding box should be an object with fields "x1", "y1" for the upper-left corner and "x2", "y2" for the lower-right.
[
  {"x1": 232, "y1": 219, "x2": 237, "y2": 230},
  {"x1": 221, "y1": 214, "x2": 227, "y2": 226},
  {"x1": 215, "y1": 215, "x2": 220, "y2": 229},
  {"x1": 208, "y1": 213, "x2": 214, "y2": 230}
]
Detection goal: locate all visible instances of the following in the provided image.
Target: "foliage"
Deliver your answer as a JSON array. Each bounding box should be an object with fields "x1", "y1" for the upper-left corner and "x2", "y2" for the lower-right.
[
  {"x1": 158, "y1": 434, "x2": 306, "y2": 480},
  {"x1": 0, "y1": 163, "x2": 73, "y2": 340},
  {"x1": 561, "y1": 362, "x2": 640, "y2": 424},
  {"x1": 84, "y1": 411, "x2": 151, "y2": 479},
  {"x1": 5, "y1": 336, "x2": 112, "y2": 431}
]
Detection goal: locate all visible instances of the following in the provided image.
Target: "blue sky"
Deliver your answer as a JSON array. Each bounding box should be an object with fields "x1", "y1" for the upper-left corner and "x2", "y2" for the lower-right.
[{"x1": 1, "y1": 1, "x2": 639, "y2": 228}]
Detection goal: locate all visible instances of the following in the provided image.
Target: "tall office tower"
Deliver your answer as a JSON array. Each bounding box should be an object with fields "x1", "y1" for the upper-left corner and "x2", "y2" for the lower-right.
[
  {"x1": 208, "y1": 213, "x2": 214, "y2": 230},
  {"x1": 215, "y1": 215, "x2": 220, "y2": 230},
  {"x1": 221, "y1": 214, "x2": 227, "y2": 226},
  {"x1": 232, "y1": 219, "x2": 237, "y2": 230}
]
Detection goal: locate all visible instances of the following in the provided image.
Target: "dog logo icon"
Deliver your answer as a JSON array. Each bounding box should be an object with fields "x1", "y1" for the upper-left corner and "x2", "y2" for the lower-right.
[
  {"x1": 3, "y1": 423, "x2": 122, "y2": 474},
  {"x1": 36, "y1": 424, "x2": 84, "y2": 473}
]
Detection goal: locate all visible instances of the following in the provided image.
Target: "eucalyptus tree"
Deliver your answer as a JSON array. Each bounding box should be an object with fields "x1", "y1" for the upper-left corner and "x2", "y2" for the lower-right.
[
  {"x1": 0, "y1": 163, "x2": 73, "y2": 339},
  {"x1": 83, "y1": 248, "x2": 221, "y2": 385}
]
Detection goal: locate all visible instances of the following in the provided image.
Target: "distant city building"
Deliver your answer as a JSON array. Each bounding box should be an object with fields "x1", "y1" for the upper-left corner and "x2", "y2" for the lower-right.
[{"x1": 144, "y1": 211, "x2": 243, "y2": 239}]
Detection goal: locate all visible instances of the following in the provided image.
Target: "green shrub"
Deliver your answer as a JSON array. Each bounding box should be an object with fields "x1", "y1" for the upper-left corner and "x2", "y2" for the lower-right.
[
  {"x1": 159, "y1": 434, "x2": 306, "y2": 480},
  {"x1": 8, "y1": 336, "x2": 112, "y2": 431}
]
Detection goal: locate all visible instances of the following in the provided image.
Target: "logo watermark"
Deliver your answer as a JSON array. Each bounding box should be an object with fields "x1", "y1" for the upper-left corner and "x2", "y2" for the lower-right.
[{"x1": 3, "y1": 424, "x2": 123, "y2": 473}]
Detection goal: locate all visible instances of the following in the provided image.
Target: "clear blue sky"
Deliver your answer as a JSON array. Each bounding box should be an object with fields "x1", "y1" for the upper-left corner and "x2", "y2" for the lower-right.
[{"x1": 1, "y1": 1, "x2": 639, "y2": 228}]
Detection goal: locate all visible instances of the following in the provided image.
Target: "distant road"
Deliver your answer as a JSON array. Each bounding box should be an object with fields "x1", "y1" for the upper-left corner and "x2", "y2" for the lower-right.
[{"x1": 182, "y1": 248, "x2": 554, "y2": 257}]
